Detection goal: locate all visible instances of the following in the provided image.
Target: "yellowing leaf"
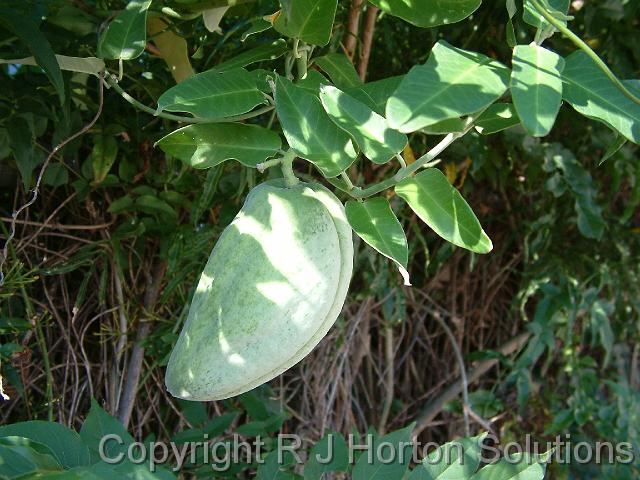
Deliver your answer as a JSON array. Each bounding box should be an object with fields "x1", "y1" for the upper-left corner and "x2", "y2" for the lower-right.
[
  {"x1": 444, "y1": 162, "x2": 457, "y2": 184},
  {"x1": 147, "y1": 17, "x2": 194, "y2": 83},
  {"x1": 403, "y1": 144, "x2": 416, "y2": 165}
]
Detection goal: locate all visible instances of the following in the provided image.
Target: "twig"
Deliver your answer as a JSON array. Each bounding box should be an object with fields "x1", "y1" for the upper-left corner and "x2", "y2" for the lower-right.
[
  {"x1": 465, "y1": 404, "x2": 497, "y2": 437},
  {"x1": 377, "y1": 325, "x2": 395, "y2": 434},
  {"x1": 344, "y1": 0, "x2": 364, "y2": 60},
  {"x1": 117, "y1": 260, "x2": 167, "y2": 428},
  {"x1": 0, "y1": 72, "x2": 105, "y2": 287},
  {"x1": 357, "y1": 5, "x2": 379, "y2": 81},
  {"x1": 33, "y1": 314, "x2": 53, "y2": 420},
  {"x1": 413, "y1": 332, "x2": 531, "y2": 437},
  {"x1": 431, "y1": 311, "x2": 471, "y2": 436},
  {"x1": 631, "y1": 343, "x2": 639, "y2": 390},
  {"x1": 0, "y1": 217, "x2": 114, "y2": 231},
  {"x1": 112, "y1": 265, "x2": 128, "y2": 412},
  {"x1": 325, "y1": 114, "x2": 479, "y2": 199}
]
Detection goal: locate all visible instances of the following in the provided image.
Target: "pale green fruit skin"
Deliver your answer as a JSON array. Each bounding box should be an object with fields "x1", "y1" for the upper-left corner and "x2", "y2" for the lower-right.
[{"x1": 165, "y1": 180, "x2": 353, "y2": 401}]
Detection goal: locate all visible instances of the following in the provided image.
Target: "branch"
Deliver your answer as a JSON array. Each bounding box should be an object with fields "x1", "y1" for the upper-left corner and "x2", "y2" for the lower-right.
[
  {"x1": 326, "y1": 114, "x2": 477, "y2": 199},
  {"x1": 357, "y1": 5, "x2": 379, "y2": 81},
  {"x1": 377, "y1": 325, "x2": 395, "y2": 434},
  {"x1": 117, "y1": 260, "x2": 167, "y2": 428},
  {"x1": 431, "y1": 311, "x2": 471, "y2": 436},
  {"x1": 344, "y1": 0, "x2": 364, "y2": 60},
  {"x1": 530, "y1": 0, "x2": 640, "y2": 105},
  {"x1": 412, "y1": 332, "x2": 531, "y2": 437}
]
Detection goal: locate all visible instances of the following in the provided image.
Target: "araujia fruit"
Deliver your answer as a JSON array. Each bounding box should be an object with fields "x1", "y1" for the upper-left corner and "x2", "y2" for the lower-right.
[{"x1": 165, "y1": 180, "x2": 353, "y2": 401}]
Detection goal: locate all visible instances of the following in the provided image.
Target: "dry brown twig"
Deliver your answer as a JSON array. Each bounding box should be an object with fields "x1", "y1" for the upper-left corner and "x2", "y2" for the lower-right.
[
  {"x1": 357, "y1": 5, "x2": 379, "y2": 80},
  {"x1": 344, "y1": 0, "x2": 364, "y2": 60}
]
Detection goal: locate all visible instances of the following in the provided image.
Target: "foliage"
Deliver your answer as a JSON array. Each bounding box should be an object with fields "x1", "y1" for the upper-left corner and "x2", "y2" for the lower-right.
[{"x1": 0, "y1": 403, "x2": 551, "y2": 479}]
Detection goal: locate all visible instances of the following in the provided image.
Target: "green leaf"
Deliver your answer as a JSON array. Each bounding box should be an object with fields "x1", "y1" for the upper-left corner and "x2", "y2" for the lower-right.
[
  {"x1": 157, "y1": 67, "x2": 266, "y2": 119},
  {"x1": 98, "y1": 0, "x2": 152, "y2": 60},
  {"x1": 41, "y1": 245, "x2": 102, "y2": 276},
  {"x1": 576, "y1": 198, "x2": 605, "y2": 240},
  {"x1": 0, "y1": 8, "x2": 65, "y2": 104},
  {"x1": 471, "y1": 451, "x2": 551, "y2": 480},
  {"x1": 0, "y1": 317, "x2": 32, "y2": 333},
  {"x1": 347, "y1": 76, "x2": 404, "y2": 116},
  {"x1": 304, "y1": 432, "x2": 349, "y2": 480},
  {"x1": 314, "y1": 53, "x2": 362, "y2": 90},
  {"x1": 91, "y1": 135, "x2": 119, "y2": 184},
  {"x1": 562, "y1": 51, "x2": 640, "y2": 144},
  {"x1": 387, "y1": 41, "x2": 510, "y2": 133},
  {"x1": 175, "y1": 399, "x2": 208, "y2": 427},
  {"x1": 191, "y1": 167, "x2": 223, "y2": 223},
  {"x1": 136, "y1": 195, "x2": 178, "y2": 220},
  {"x1": 242, "y1": 18, "x2": 272, "y2": 42},
  {"x1": 423, "y1": 117, "x2": 466, "y2": 135},
  {"x1": 369, "y1": 0, "x2": 481, "y2": 27},
  {"x1": 506, "y1": 0, "x2": 517, "y2": 47},
  {"x1": 80, "y1": 398, "x2": 134, "y2": 464},
  {"x1": 599, "y1": 134, "x2": 626, "y2": 165},
  {"x1": 0, "y1": 422, "x2": 91, "y2": 468},
  {"x1": 256, "y1": 451, "x2": 296, "y2": 480},
  {"x1": 62, "y1": 460, "x2": 178, "y2": 479},
  {"x1": 204, "y1": 412, "x2": 237, "y2": 437},
  {"x1": 320, "y1": 85, "x2": 407, "y2": 164},
  {"x1": 42, "y1": 162, "x2": 69, "y2": 187},
  {"x1": 275, "y1": 75, "x2": 356, "y2": 177},
  {"x1": 0, "y1": 55, "x2": 105, "y2": 77},
  {"x1": 352, "y1": 425, "x2": 414, "y2": 480},
  {"x1": 212, "y1": 40, "x2": 288, "y2": 72},
  {"x1": 511, "y1": 44, "x2": 564, "y2": 137},
  {"x1": 523, "y1": 0, "x2": 569, "y2": 30},
  {"x1": 0, "y1": 127, "x2": 9, "y2": 159},
  {"x1": 474, "y1": 103, "x2": 521, "y2": 135},
  {"x1": 345, "y1": 198, "x2": 410, "y2": 285},
  {"x1": 7, "y1": 117, "x2": 43, "y2": 188},
  {"x1": 108, "y1": 195, "x2": 134, "y2": 214},
  {"x1": 395, "y1": 169, "x2": 493, "y2": 253},
  {"x1": 0, "y1": 437, "x2": 62, "y2": 478},
  {"x1": 296, "y1": 70, "x2": 330, "y2": 95},
  {"x1": 591, "y1": 299, "x2": 614, "y2": 366},
  {"x1": 543, "y1": 143, "x2": 604, "y2": 239},
  {"x1": 409, "y1": 434, "x2": 486, "y2": 479},
  {"x1": 156, "y1": 123, "x2": 281, "y2": 168},
  {"x1": 273, "y1": 0, "x2": 338, "y2": 46},
  {"x1": 47, "y1": 5, "x2": 95, "y2": 37}
]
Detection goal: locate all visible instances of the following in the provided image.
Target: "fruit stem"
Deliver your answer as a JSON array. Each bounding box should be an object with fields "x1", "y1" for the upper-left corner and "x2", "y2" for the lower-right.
[{"x1": 280, "y1": 150, "x2": 299, "y2": 187}]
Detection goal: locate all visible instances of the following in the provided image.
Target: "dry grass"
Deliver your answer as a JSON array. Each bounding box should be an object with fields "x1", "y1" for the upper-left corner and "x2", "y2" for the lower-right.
[{"x1": 1, "y1": 197, "x2": 527, "y2": 450}]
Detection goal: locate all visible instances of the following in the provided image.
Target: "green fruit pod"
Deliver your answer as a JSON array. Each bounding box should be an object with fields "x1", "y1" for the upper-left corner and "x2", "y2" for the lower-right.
[{"x1": 165, "y1": 180, "x2": 353, "y2": 401}]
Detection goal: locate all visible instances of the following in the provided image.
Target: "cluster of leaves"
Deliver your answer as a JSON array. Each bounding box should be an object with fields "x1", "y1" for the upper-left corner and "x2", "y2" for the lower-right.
[
  {"x1": 0, "y1": 388, "x2": 551, "y2": 479},
  {"x1": 1, "y1": 0, "x2": 637, "y2": 286}
]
